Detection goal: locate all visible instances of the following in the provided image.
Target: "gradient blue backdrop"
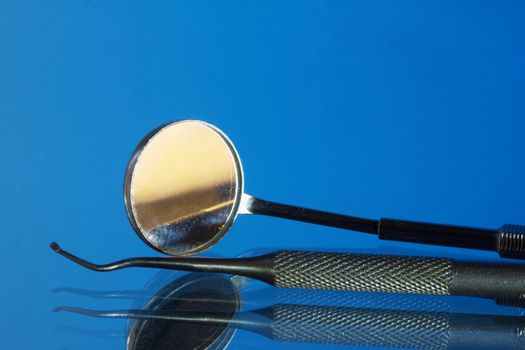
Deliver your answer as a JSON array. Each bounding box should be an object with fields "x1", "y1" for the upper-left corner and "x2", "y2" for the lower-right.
[{"x1": 2, "y1": 1, "x2": 524, "y2": 349}]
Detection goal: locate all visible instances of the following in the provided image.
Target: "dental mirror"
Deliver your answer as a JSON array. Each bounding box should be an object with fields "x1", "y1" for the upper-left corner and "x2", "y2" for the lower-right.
[
  {"x1": 124, "y1": 120, "x2": 243, "y2": 255},
  {"x1": 124, "y1": 119, "x2": 525, "y2": 258}
]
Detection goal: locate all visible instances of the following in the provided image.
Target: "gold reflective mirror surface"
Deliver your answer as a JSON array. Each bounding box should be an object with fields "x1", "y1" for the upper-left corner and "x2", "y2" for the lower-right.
[{"x1": 125, "y1": 120, "x2": 243, "y2": 255}]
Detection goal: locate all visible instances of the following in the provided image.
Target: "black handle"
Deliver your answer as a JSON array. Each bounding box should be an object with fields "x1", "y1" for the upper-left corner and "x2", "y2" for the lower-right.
[
  {"x1": 247, "y1": 196, "x2": 525, "y2": 260},
  {"x1": 379, "y1": 220, "x2": 525, "y2": 259}
]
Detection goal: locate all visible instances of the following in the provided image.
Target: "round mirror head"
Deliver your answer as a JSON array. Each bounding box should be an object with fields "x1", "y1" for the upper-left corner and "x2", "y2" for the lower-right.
[{"x1": 124, "y1": 120, "x2": 244, "y2": 256}]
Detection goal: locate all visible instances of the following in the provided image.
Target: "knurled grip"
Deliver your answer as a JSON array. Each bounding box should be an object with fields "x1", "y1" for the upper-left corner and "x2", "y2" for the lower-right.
[
  {"x1": 274, "y1": 251, "x2": 454, "y2": 295},
  {"x1": 498, "y1": 224, "x2": 525, "y2": 259},
  {"x1": 271, "y1": 304, "x2": 450, "y2": 350}
]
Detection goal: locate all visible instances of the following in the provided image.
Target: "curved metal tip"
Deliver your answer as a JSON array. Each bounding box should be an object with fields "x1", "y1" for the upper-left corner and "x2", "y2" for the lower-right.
[
  {"x1": 48, "y1": 242, "x2": 201, "y2": 273},
  {"x1": 50, "y1": 242, "x2": 61, "y2": 253},
  {"x1": 49, "y1": 242, "x2": 122, "y2": 272},
  {"x1": 49, "y1": 242, "x2": 246, "y2": 275}
]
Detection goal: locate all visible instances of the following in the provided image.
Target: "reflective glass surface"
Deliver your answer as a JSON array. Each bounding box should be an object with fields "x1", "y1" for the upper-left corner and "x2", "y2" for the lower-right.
[
  {"x1": 53, "y1": 271, "x2": 525, "y2": 350},
  {"x1": 2, "y1": 1, "x2": 525, "y2": 349}
]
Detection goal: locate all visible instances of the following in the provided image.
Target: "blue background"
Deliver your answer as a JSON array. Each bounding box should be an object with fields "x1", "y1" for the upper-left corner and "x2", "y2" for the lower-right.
[{"x1": 2, "y1": 1, "x2": 525, "y2": 349}]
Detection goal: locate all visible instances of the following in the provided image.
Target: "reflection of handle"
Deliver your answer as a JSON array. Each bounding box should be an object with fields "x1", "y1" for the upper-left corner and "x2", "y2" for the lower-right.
[
  {"x1": 273, "y1": 251, "x2": 525, "y2": 300},
  {"x1": 268, "y1": 304, "x2": 525, "y2": 350},
  {"x1": 270, "y1": 304, "x2": 450, "y2": 349}
]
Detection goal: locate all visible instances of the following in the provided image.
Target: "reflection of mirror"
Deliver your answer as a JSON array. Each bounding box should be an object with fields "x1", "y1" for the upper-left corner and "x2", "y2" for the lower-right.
[
  {"x1": 125, "y1": 120, "x2": 243, "y2": 256},
  {"x1": 54, "y1": 273, "x2": 525, "y2": 350},
  {"x1": 127, "y1": 274, "x2": 239, "y2": 350}
]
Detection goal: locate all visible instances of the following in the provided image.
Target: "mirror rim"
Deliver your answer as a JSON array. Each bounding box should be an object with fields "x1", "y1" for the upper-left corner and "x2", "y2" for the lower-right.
[{"x1": 123, "y1": 119, "x2": 244, "y2": 256}]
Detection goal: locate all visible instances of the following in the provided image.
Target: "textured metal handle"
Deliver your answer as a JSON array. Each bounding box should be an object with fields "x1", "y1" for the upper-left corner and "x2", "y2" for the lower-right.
[
  {"x1": 271, "y1": 304, "x2": 450, "y2": 349},
  {"x1": 274, "y1": 251, "x2": 454, "y2": 295}
]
